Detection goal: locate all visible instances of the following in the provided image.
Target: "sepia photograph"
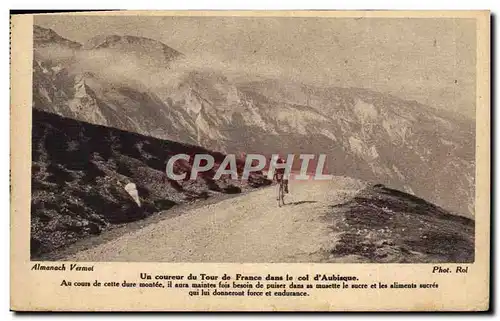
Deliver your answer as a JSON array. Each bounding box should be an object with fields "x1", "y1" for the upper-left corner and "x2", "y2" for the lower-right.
[
  {"x1": 9, "y1": 10, "x2": 490, "y2": 311},
  {"x1": 29, "y1": 14, "x2": 477, "y2": 263}
]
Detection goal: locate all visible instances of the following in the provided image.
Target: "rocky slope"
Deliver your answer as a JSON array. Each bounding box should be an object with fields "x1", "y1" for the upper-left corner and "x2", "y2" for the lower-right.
[
  {"x1": 31, "y1": 110, "x2": 270, "y2": 258},
  {"x1": 329, "y1": 184, "x2": 474, "y2": 263},
  {"x1": 32, "y1": 25, "x2": 475, "y2": 216}
]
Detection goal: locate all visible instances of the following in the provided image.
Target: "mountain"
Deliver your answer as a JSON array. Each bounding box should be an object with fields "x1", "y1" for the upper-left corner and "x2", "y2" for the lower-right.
[
  {"x1": 31, "y1": 110, "x2": 270, "y2": 258},
  {"x1": 33, "y1": 25, "x2": 82, "y2": 49},
  {"x1": 33, "y1": 26, "x2": 197, "y2": 144},
  {"x1": 31, "y1": 25, "x2": 475, "y2": 216},
  {"x1": 161, "y1": 73, "x2": 475, "y2": 217},
  {"x1": 84, "y1": 34, "x2": 182, "y2": 65}
]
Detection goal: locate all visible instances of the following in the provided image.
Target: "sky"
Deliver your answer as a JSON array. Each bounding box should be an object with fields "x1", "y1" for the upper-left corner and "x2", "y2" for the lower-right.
[{"x1": 35, "y1": 14, "x2": 477, "y2": 118}]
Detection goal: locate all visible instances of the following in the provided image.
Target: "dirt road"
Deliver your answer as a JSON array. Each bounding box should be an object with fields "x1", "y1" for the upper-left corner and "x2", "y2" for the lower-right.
[{"x1": 69, "y1": 177, "x2": 366, "y2": 262}]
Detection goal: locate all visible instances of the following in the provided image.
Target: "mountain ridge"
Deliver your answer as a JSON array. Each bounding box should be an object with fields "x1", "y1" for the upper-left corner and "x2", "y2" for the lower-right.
[
  {"x1": 84, "y1": 34, "x2": 183, "y2": 64},
  {"x1": 32, "y1": 25, "x2": 475, "y2": 216},
  {"x1": 33, "y1": 25, "x2": 82, "y2": 49}
]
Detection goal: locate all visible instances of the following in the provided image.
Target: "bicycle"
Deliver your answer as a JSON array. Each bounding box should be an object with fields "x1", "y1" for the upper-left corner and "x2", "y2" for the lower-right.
[{"x1": 277, "y1": 179, "x2": 285, "y2": 207}]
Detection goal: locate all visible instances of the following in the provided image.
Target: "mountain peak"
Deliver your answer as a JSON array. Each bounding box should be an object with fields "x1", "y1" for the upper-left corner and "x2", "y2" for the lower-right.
[
  {"x1": 84, "y1": 34, "x2": 182, "y2": 64},
  {"x1": 33, "y1": 25, "x2": 82, "y2": 49}
]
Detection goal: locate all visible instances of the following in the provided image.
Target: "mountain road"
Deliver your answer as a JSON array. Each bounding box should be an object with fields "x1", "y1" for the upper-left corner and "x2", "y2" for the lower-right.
[{"x1": 68, "y1": 178, "x2": 366, "y2": 262}]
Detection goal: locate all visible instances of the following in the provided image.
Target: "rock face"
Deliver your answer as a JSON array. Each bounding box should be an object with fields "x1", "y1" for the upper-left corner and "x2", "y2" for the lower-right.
[
  {"x1": 32, "y1": 25, "x2": 475, "y2": 216},
  {"x1": 31, "y1": 110, "x2": 270, "y2": 258}
]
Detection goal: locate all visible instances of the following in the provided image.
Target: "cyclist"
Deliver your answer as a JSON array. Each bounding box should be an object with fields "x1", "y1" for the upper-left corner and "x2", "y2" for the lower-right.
[{"x1": 273, "y1": 157, "x2": 289, "y2": 194}]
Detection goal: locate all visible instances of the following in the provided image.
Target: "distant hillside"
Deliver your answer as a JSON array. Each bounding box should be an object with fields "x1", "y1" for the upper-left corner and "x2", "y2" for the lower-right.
[{"x1": 31, "y1": 110, "x2": 270, "y2": 258}]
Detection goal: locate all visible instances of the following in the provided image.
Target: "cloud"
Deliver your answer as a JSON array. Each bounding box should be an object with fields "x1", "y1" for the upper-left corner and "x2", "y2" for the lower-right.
[
  {"x1": 34, "y1": 43, "x2": 475, "y2": 119},
  {"x1": 35, "y1": 44, "x2": 340, "y2": 93}
]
